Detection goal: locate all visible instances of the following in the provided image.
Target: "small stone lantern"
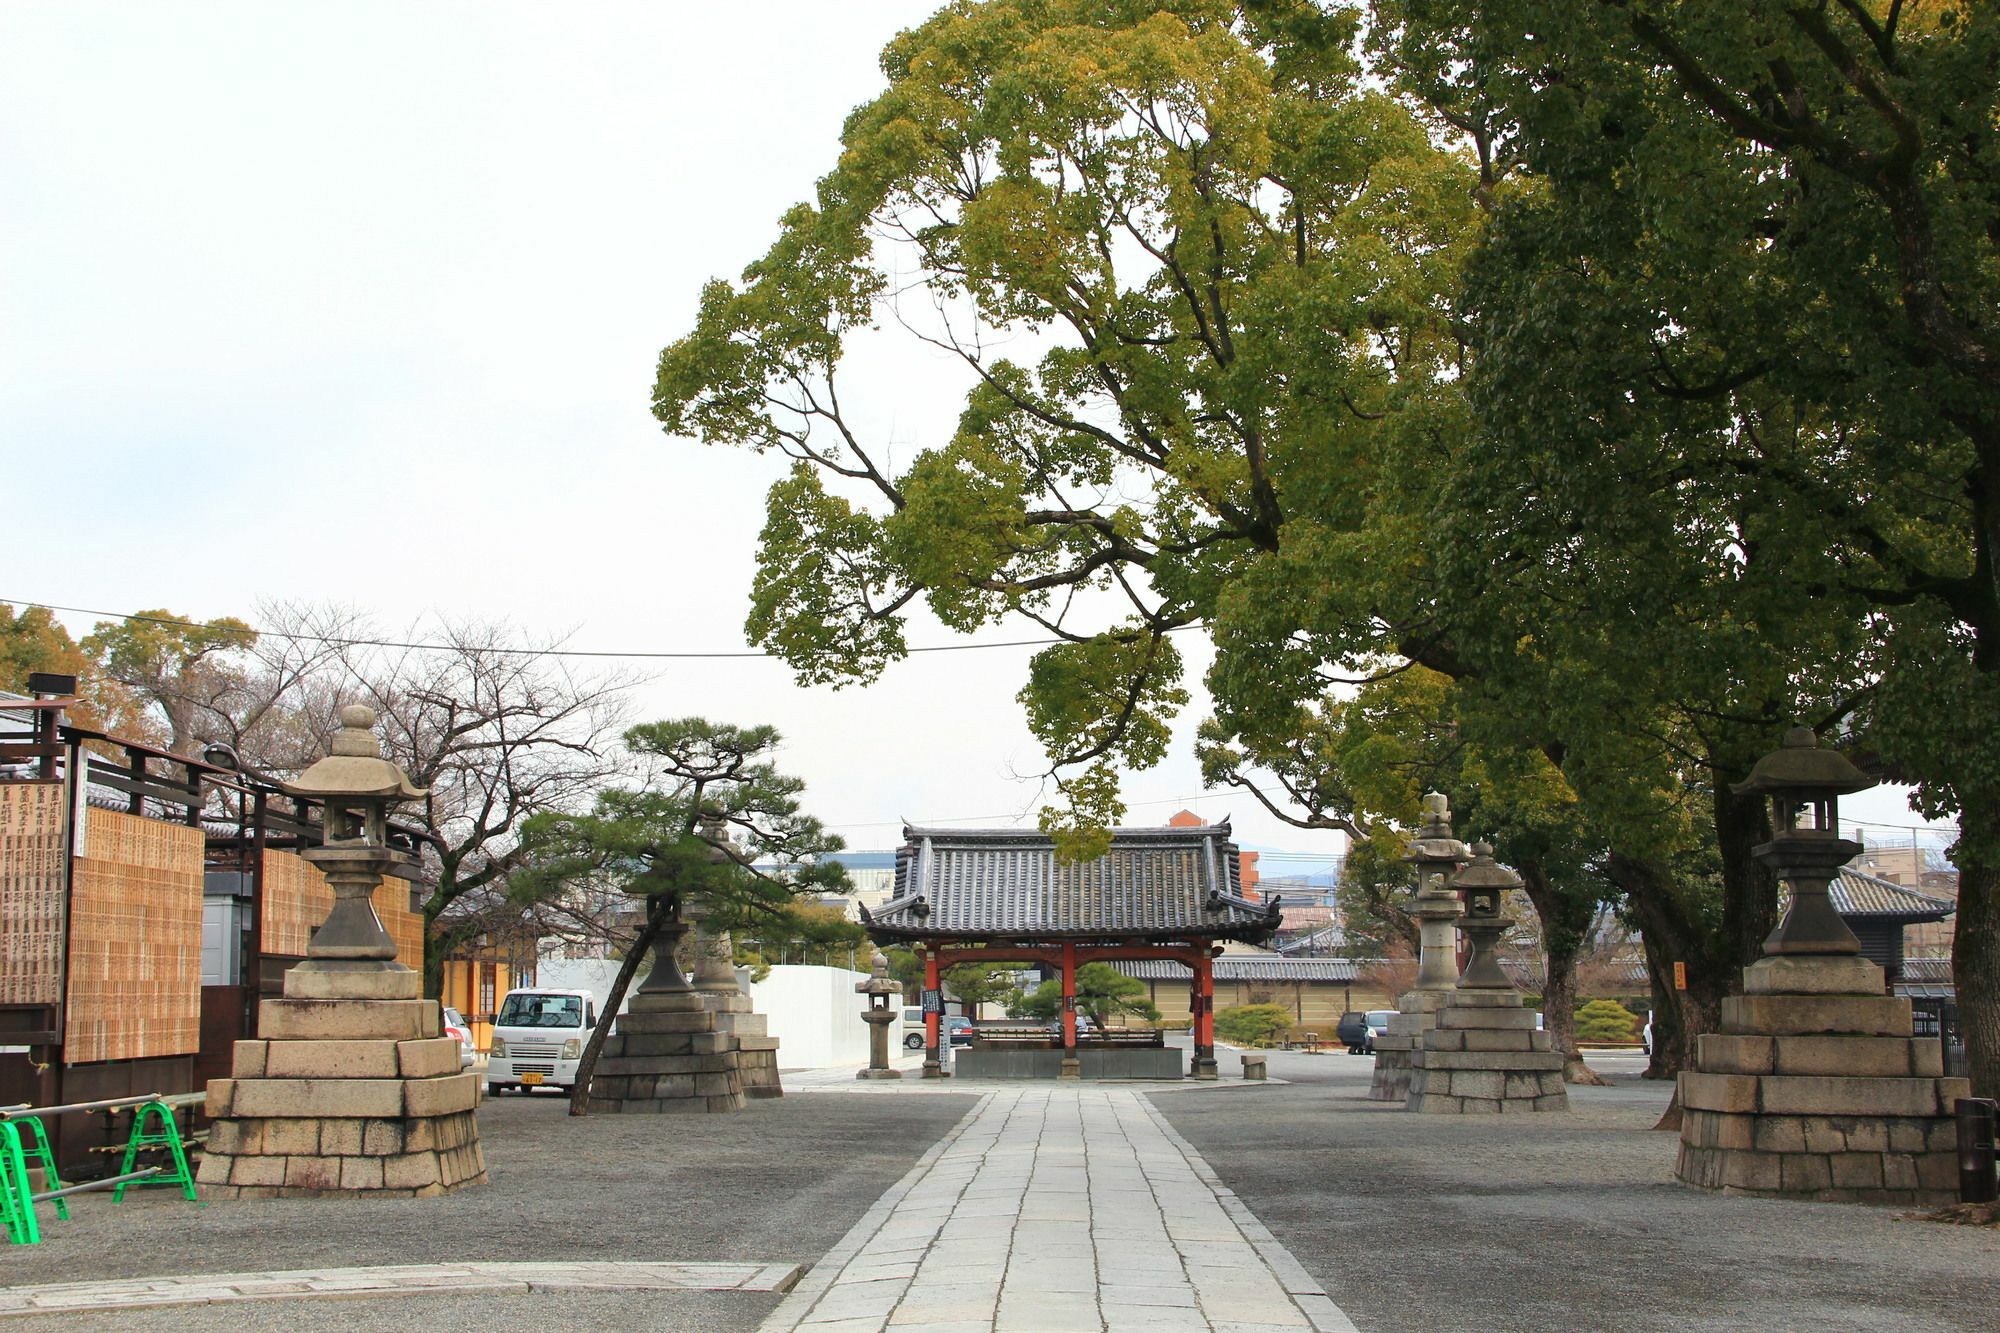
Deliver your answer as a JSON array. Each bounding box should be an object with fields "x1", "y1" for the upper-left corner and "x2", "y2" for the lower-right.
[
  {"x1": 1450, "y1": 843, "x2": 1520, "y2": 990},
  {"x1": 1369, "y1": 792, "x2": 1470, "y2": 1102},
  {"x1": 1733, "y1": 726, "x2": 1872, "y2": 958},
  {"x1": 283, "y1": 704, "x2": 427, "y2": 975},
  {"x1": 856, "y1": 951, "x2": 904, "y2": 1081}
]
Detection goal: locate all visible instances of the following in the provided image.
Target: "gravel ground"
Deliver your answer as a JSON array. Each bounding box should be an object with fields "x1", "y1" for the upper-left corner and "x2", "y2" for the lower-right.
[
  {"x1": 1149, "y1": 1048, "x2": 2000, "y2": 1333},
  {"x1": 5, "y1": 1088, "x2": 978, "y2": 1330}
]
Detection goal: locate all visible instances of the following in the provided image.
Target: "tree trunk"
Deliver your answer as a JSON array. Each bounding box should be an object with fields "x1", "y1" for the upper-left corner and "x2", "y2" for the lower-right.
[
  {"x1": 568, "y1": 895, "x2": 665, "y2": 1117},
  {"x1": 1954, "y1": 827, "x2": 1999, "y2": 1101},
  {"x1": 1513, "y1": 858, "x2": 1604, "y2": 1085}
]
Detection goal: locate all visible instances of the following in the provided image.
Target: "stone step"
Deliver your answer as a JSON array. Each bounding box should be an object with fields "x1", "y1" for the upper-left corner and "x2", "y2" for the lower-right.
[
  {"x1": 1695, "y1": 1033, "x2": 1943, "y2": 1078},
  {"x1": 1680, "y1": 1071, "x2": 1967, "y2": 1118},
  {"x1": 1720, "y1": 993, "x2": 1913, "y2": 1038}
]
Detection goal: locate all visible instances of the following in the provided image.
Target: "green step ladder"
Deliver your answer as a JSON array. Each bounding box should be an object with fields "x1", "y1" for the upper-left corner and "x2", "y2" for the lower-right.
[{"x1": 110, "y1": 1099, "x2": 198, "y2": 1203}]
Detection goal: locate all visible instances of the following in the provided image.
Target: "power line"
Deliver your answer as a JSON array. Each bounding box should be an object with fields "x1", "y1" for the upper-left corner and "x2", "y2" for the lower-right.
[{"x1": 4, "y1": 597, "x2": 1159, "y2": 662}]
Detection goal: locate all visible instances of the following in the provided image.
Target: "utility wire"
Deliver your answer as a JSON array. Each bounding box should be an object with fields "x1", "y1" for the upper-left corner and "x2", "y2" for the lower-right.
[{"x1": 5, "y1": 596, "x2": 1183, "y2": 661}]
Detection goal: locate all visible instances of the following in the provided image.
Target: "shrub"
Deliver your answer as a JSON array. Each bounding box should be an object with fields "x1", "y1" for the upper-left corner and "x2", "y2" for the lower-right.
[
  {"x1": 1213, "y1": 1004, "x2": 1294, "y2": 1048},
  {"x1": 1574, "y1": 998, "x2": 1640, "y2": 1044}
]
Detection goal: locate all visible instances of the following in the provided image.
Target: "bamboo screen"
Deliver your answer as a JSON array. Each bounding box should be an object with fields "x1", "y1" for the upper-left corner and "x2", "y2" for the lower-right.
[
  {"x1": 64, "y1": 810, "x2": 203, "y2": 1063},
  {"x1": 0, "y1": 782, "x2": 68, "y2": 1005},
  {"x1": 261, "y1": 849, "x2": 424, "y2": 971}
]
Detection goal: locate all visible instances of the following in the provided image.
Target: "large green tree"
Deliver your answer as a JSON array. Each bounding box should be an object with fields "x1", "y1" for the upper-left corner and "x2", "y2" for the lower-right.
[
  {"x1": 1374, "y1": 0, "x2": 2000, "y2": 1095},
  {"x1": 654, "y1": 0, "x2": 1478, "y2": 854},
  {"x1": 511, "y1": 718, "x2": 848, "y2": 1113}
]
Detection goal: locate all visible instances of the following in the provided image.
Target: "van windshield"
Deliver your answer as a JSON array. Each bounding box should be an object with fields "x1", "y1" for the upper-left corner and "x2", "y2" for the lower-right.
[{"x1": 498, "y1": 993, "x2": 583, "y2": 1028}]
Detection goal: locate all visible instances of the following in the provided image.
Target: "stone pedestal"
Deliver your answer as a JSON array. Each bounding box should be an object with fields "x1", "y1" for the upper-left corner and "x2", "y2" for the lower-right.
[
  {"x1": 1407, "y1": 990, "x2": 1567, "y2": 1114},
  {"x1": 1369, "y1": 990, "x2": 1446, "y2": 1102},
  {"x1": 197, "y1": 963, "x2": 488, "y2": 1197},
  {"x1": 586, "y1": 990, "x2": 746, "y2": 1114},
  {"x1": 1676, "y1": 955, "x2": 1968, "y2": 1203},
  {"x1": 692, "y1": 928, "x2": 781, "y2": 1098}
]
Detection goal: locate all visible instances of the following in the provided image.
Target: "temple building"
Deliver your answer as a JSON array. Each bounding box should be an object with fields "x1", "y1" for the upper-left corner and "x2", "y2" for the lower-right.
[{"x1": 863, "y1": 822, "x2": 1278, "y2": 1079}]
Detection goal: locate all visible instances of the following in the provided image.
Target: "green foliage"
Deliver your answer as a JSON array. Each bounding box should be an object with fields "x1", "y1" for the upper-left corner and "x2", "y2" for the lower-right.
[
  {"x1": 0, "y1": 605, "x2": 86, "y2": 697},
  {"x1": 1213, "y1": 1004, "x2": 1293, "y2": 1048},
  {"x1": 945, "y1": 964, "x2": 1024, "y2": 1015},
  {"x1": 1573, "y1": 999, "x2": 1640, "y2": 1046},
  {"x1": 654, "y1": 0, "x2": 1479, "y2": 839},
  {"x1": 1009, "y1": 962, "x2": 1160, "y2": 1026},
  {"x1": 513, "y1": 718, "x2": 847, "y2": 926}
]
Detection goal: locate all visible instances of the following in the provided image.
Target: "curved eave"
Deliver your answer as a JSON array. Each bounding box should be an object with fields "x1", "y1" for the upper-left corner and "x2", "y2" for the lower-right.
[{"x1": 864, "y1": 918, "x2": 1279, "y2": 949}]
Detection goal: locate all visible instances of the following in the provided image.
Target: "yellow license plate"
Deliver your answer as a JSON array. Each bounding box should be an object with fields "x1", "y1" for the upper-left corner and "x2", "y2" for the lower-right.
[{"x1": 521, "y1": 1072, "x2": 543, "y2": 1086}]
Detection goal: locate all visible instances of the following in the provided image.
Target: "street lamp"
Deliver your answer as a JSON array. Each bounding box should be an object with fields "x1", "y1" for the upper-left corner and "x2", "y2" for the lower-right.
[{"x1": 1733, "y1": 726, "x2": 1872, "y2": 956}]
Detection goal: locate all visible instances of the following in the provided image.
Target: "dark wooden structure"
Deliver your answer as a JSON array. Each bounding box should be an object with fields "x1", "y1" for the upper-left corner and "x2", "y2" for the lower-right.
[
  {"x1": 862, "y1": 823, "x2": 1278, "y2": 1079},
  {"x1": 1, "y1": 687, "x2": 428, "y2": 1171}
]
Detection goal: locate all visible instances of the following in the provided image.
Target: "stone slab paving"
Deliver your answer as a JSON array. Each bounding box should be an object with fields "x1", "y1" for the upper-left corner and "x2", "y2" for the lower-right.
[
  {"x1": 0, "y1": 1261, "x2": 801, "y2": 1317},
  {"x1": 762, "y1": 1086, "x2": 1354, "y2": 1333}
]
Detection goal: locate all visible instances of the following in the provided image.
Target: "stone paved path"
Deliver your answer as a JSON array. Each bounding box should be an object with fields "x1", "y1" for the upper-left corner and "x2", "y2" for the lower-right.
[
  {"x1": 0, "y1": 1261, "x2": 800, "y2": 1317},
  {"x1": 762, "y1": 1086, "x2": 1355, "y2": 1333}
]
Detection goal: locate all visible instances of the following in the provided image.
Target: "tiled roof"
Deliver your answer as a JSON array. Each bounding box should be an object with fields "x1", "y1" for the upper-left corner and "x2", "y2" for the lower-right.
[
  {"x1": 1820, "y1": 868, "x2": 1955, "y2": 921},
  {"x1": 1113, "y1": 956, "x2": 1369, "y2": 983},
  {"x1": 865, "y1": 823, "x2": 1278, "y2": 944},
  {"x1": 1900, "y1": 956, "x2": 1953, "y2": 983}
]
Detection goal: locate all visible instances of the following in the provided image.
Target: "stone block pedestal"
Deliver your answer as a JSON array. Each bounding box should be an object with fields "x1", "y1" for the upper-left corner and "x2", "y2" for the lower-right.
[
  {"x1": 1676, "y1": 955, "x2": 1968, "y2": 1204},
  {"x1": 1407, "y1": 990, "x2": 1567, "y2": 1114},
  {"x1": 197, "y1": 964, "x2": 488, "y2": 1198},
  {"x1": 1368, "y1": 990, "x2": 1446, "y2": 1102},
  {"x1": 702, "y1": 988, "x2": 781, "y2": 1100},
  {"x1": 587, "y1": 991, "x2": 746, "y2": 1114}
]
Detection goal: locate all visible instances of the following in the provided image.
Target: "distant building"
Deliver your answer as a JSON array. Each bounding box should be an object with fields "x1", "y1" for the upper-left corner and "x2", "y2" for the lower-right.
[{"x1": 1168, "y1": 809, "x2": 1259, "y2": 899}]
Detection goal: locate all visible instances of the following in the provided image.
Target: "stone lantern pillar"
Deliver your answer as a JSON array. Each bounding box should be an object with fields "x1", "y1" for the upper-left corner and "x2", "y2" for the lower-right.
[
  {"x1": 198, "y1": 706, "x2": 486, "y2": 1197},
  {"x1": 686, "y1": 817, "x2": 784, "y2": 1098},
  {"x1": 1676, "y1": 728, "x2": 1969, "y2": 1202},
  {"x1": 1407, "y1": 844, "x2": 1568, "y2": 1114},
  {"x1": 856, "y1": 951, "x2": 904, "y2": 1080},
  {"x1": 1368, "y1": 793, "x2": 1468, "y2": 1101},
  {"x1": 585, "y1": 817, "x2": 748, "y2": 1114}
]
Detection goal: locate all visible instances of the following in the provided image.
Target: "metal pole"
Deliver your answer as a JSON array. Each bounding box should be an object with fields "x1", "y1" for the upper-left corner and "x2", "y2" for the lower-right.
[{"x1": 1957, "y1": 1097, "x2": 1997, "y2": 1204}]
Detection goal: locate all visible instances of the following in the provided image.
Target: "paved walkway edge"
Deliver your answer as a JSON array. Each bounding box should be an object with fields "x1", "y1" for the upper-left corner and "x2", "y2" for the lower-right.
[
  {"x1": 0, "y1": 1260, "x2": 802, "y2": 1318},
  {"x1": 1136, "y1": 1094, "x2": 1360, "y2": 1333},
  {"x1": 760, "y1": 1091, "x2": 995, "y2": 1330}
]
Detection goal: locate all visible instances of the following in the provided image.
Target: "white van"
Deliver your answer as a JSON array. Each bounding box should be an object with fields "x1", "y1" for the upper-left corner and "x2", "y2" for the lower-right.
[{"x1": 487, "y1": 987, "x2": 598, "y2": 1095}]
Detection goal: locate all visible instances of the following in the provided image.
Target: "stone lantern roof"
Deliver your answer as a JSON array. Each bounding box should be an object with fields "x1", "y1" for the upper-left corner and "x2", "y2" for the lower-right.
[{"x1": 284, "y1": 705, "x2": 427, "y2": 803}]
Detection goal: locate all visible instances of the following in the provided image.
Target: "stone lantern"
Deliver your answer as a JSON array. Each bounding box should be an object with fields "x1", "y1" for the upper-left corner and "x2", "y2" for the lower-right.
[
  {"x1": 1406, "y1": 842, "x2": 1567, "y2": 1114},
  {"x1": 1450, "y1": 843, "x2": 1518, "y2": 991},
  {"x1": 1368, "y1": 792, "x2": 1469, "y2": 1101},
  {"x1": 1675, "y1": 726, "x2": 1969, "y2": 1203},
  {"x1": 1734, "y1": 725, "x2": 1871, "y2": 966},
  {"x1": 583, "y1": 813, "x2": 751, "y2": 1114},
  {"x1": 856, "y1": 951, "x2": 904, "y2": 1081},
  {"x1": 198, "y1": 705, "x2": 486, "y2": 1198},
  {"x1": 285, "y1": 704, "x2": 427, "y2": 980}
]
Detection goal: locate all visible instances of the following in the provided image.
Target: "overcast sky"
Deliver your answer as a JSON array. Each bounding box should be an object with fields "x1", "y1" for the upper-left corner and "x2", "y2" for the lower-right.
[{"x1": 2, "y1": 2, "x2": 1955, "y2": 865}]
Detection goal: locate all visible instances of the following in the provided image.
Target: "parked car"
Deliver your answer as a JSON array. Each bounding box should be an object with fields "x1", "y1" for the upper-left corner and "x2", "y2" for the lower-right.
[
  {"x1": 1363, "y1": 1010, "x2": 1394, "y2": 1052},
  {"x1": 1335, "y1": 1011, "x2": 1371, "y2": 1054},
  {"x1": 1641, "y1": 1011, "x2": 1653, "y2": 1056},
  {"x1": 486, "y1": 987, "x2": 598, "y2": 1095},
  {"x1": 901, "y1": 1009, "x2": 977, "y2": 1048},
  {"x1": 442, "y1": 1006, "x2": 475, "y2": 1069}
]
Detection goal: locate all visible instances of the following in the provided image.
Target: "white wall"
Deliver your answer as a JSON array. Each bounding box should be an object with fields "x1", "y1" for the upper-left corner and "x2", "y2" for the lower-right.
[{"x1": 750, "y1": 964, "x2": 873, "y2": 1069}]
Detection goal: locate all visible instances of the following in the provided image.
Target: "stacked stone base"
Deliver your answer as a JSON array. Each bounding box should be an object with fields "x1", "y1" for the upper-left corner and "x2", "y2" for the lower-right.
[
  {"x1": 701, "y1": 986, "x2": 782, "y2": 1100},
  {"x1": 1676, "y1": 956, "x2": 1967, "y2": 1205},
  {"x1": 1368, "y1": 989, "x2": 1447, "y2": 1101},
  {"x1": 587, "y1": 991, "x2": 746, "y2": 1114},
  {"x1": 1407, "y1": 990, "x2": 1567, "y2": 1114},
  {"x1": 198, "y1": 967, "x2": 487, "y2": 1198}
]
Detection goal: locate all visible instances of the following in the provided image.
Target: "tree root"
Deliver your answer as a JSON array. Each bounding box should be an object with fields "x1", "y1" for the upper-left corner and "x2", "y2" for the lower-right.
[{"x1": 1565, "y1": 1058, "x2": 1610, "y2": 1087}]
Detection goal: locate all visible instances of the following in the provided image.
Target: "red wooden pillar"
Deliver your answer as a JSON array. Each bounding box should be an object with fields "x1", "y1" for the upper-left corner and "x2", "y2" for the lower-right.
[
  {"x1": 922, "y1": 948, "x2": 944, "y2": 1079},
  {"x1": 1191, "y1": 950, "x2": 1218, "y2": 1080},
  {"x1": 1059, "y1": 940, "x2": 1080, "y2": 1079}
]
